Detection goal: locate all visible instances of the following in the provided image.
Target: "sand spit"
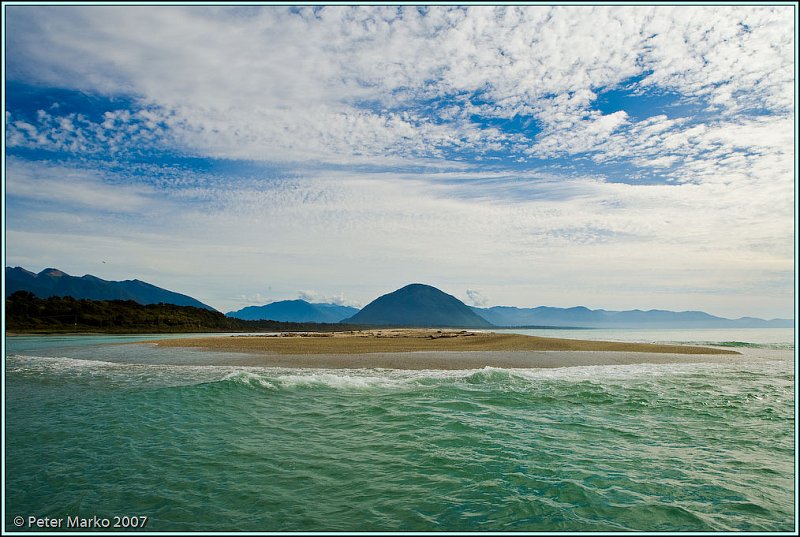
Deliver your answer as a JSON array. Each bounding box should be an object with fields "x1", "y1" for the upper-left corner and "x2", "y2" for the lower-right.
[{"x1": 141, "y1": 329, "x2": 741, "y2": 369}]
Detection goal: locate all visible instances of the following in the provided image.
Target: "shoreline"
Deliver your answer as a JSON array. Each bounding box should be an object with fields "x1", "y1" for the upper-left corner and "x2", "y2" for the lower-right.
[{"x1": 141, "y1": 329, "x2": 744, "y2": 370}]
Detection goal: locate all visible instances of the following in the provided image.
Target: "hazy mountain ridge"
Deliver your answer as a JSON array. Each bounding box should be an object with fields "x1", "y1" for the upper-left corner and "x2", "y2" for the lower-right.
[
  {"x1": 344, "y1": 283, "x2": 493, "y2": 328},
  {"x1": 6, "y1": 267, "x2": 792, "y2": 328},
  {"x1": 471, "y1": 305, "x2": 793, "y2": 328},
  {"x1": 226, "y1": 299, "x2": 358, "y2": 323},
  {"x1": 5, "y1": 267, "x2": 216, "y2": 311}
]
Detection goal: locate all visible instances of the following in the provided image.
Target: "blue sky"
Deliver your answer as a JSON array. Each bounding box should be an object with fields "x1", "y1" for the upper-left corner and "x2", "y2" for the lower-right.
[{"x1": 3, "y1": 4, "x2": 796, "y2": 318}]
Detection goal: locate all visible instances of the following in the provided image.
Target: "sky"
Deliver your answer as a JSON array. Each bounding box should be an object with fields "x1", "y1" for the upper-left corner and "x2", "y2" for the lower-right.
[{"x1": 2, "y1": 4, "x2": 796, "y2": 319}]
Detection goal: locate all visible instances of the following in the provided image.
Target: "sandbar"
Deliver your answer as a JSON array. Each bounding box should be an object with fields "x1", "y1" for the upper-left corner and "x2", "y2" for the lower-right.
[{"x1": 143, "y1": 329, "x2": 742, "y2": 369}]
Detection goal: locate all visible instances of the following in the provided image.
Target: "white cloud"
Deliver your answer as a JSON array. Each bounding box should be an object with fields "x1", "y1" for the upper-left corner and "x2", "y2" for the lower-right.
[
  {"x1": 635, "y1": 155, "x2": 678, "y2": 168},
  {"x1": 6, "y1": 108, "x2": 173, "y2": 156},
  {"x1": 531, "y1": 110, "x2": 629, "y2": 157},
  {"x1": 639, "y1": 6, "x2": 794, "y2": 114},
  {"x1": 5, "y1": 157, "x2": 159, "y2": 213},
  {"x1": 297, "y1": 290, "x2": 358, "y2": 307},
  {"x1": 465, "y1": 289, "x2": 488, "y2": 307},
  {"x1": 236, "y1": 293, "x2": 274, "y2": 307},
  {"x1": 5, "y1": 5, "x2": 794, "y2": 164}
]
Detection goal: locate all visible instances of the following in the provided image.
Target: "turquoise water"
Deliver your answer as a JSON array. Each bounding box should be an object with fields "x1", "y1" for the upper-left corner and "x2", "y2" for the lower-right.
[
  {"x1": 496, "y1": 327, "x2": 796, "y2": 350},
  {"x1": 4, "y1": 331, "x2": 796, "y2": 532}
]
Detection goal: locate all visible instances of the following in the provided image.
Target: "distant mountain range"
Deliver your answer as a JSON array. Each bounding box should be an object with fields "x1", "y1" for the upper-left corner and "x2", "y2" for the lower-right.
[
  {"x1": 344, "y1": 283, "x2": 493, "y2": 328},
  {"x1": 226, "y1": 300, "x2": 358, "y2": 323},
  {"x1": 471, "y1": 305, "x2": 793, "y2": 329},
  {"x1": 6, "y1": 267, "x2": 792, "y2": 329},
  {"x1": 5, "y1": 267, "x2": 216, "y2": 311}
]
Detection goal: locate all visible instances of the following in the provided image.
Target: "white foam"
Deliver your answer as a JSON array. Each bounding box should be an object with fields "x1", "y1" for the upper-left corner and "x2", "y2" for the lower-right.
[
  {"x1": 274, "y1": 371, "x2": 413, "y2": 390},
  {"x1": 8, "y1": 352, "x2": 791, "y2": 392},
  {"x1": 6, "y1": 354, "x2": 121, "y2": 371},
  {"x1": 221, "y1": 370, "x2": 277, "y2": 390}
]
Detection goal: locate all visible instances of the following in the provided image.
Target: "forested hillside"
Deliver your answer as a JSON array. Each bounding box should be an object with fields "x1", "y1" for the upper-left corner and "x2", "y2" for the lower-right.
[{"x1": 5, "y1": 292, "x2": 362, "y2": 333}]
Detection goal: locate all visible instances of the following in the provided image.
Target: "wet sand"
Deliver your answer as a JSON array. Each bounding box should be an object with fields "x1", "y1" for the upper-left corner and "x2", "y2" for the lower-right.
[{"x1": 143, "y1": 329, "x2": 741, "y2": 370}]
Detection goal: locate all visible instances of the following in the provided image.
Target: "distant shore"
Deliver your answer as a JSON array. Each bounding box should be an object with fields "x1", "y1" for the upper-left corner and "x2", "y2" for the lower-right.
[{"x1": 143, "y1": 329, "x2": 741, "y2": 369}]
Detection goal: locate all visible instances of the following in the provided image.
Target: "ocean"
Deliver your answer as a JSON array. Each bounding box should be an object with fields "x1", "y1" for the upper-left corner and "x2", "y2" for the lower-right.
[{"x1": 4, "y1": 328, "x2": 796, "y2": 532}]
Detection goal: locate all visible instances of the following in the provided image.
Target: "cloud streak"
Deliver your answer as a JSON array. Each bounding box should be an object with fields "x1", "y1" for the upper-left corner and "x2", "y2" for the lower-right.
[{"x1": 5, "y1": 158, "x2": 792, "y2": 317}]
